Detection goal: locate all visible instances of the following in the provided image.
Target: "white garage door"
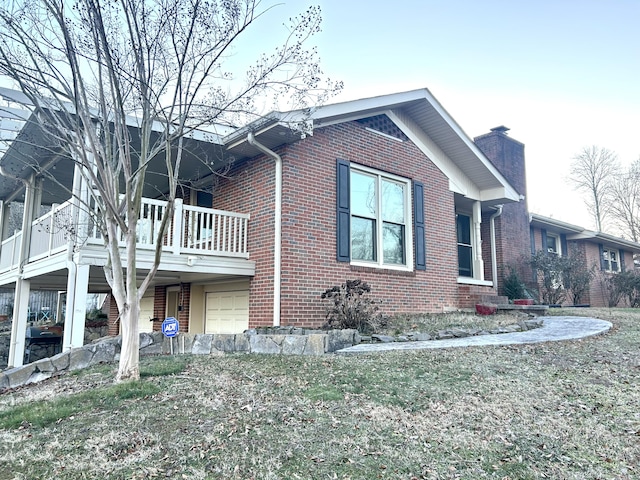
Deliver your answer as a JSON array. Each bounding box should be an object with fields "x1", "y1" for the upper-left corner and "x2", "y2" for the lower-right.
[
  {"x1": 205, "y1": 291, "x2": 249, "y2": 334},
  {"x1": 138, "y1": 296, "x2": 155, "y2": 333}
]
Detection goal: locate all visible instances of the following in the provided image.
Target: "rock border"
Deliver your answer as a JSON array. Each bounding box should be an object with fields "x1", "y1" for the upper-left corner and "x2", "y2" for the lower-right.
[
  {"x1": 0, "y1": 319, "x2": 543, "y2": 391},
  {"x1": 0, "y1": 329, "x2": 359, "y2": 391}
]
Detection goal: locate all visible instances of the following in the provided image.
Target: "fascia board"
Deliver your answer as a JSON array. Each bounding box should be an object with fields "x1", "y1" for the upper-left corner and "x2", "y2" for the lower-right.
[
  {"x1": 386, "y1": 109, "x2": 477, "y2": 199},
  {"x1": 301, "y1": 89, "x2": 430, "y2": 122},
  {"x1": 479, "y1": 187, "x2": 519, "y2": 202},
  {"x1": 419, "y1": 88, "x2": 520, "y2": 200},
  {"x1": 530, "y1": 213, "x2": 585, "y2": 233},
  {"x1": 564, "y1": 229, "x2": 640, "y2": 251}
]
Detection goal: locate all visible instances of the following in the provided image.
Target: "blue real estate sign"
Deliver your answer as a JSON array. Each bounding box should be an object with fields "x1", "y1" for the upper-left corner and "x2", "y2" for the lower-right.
[{"x1": 161, "y1": 317, "x2": 179, "y2": 338}]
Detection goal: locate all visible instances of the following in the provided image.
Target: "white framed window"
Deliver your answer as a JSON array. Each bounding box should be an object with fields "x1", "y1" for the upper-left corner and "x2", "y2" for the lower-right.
[
  {"x1": 349, "y1": 166, "x2": 413, "y2": 270},
  {"x1": 546, "y1": 233, "x2": 561, "y2": 256},
  {"x1": 456, "y1": 213, "x2": 473, "y2": 277},
  {"x1": 602, "y1": 248, "x2": 621, "y2": 272}
]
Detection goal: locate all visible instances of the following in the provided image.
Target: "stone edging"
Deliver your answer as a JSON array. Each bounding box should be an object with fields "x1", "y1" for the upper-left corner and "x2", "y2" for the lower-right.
[
  {"x1": 0, "y1": 329, "x2": 359, "y2": 391},
  {"x1": 0, "y1": 319, "x2": 544, "y2": 391}
]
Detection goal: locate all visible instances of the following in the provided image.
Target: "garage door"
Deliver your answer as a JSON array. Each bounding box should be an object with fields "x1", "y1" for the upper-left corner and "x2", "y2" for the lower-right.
[
  {"x1": 205, "y1": 291, "x2": 249, "y2": 334},
  {"x1": 138, "y1": 296, "x2": 155, "y2": 333}
]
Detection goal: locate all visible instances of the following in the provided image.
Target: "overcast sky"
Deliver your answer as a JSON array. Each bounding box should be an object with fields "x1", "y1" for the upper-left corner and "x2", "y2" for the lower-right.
[{"x1": 253, "y1": 0, "x2": 640, "y2": 231}]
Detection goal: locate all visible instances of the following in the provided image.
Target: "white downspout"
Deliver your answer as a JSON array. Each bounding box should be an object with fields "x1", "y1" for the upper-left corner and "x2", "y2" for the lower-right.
[
  {"x1": 247, "y1": 132, "x2": 282, "y2": 327},
  {"x1": 489, "y1": 205, "x2": 503, "y2": 290},
  {"x1": 62, "y1": 160, "x2": 84, "y2": 351}
]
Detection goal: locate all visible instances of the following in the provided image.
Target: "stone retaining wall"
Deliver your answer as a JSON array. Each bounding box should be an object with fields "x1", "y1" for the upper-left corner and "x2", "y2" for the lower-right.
[
  {"x1": 0, "y1": 329, "x2": 360, "y2": 391},
  {"x1": 0, "y1": 324, "x2": 108, "y2": 369}
]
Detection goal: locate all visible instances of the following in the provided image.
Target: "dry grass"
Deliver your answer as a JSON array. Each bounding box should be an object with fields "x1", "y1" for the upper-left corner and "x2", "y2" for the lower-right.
[
  {"x1": 380, "y1": 311, "x2": 529, "y2": 336},
  {"x1": 1, "y1": 308, "x2": 639, "y2": 479}
]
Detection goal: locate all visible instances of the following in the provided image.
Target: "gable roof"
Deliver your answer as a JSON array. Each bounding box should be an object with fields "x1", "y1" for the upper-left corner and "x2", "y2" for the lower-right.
[{"x1": 225, "y1": 89, "x2": 521, "y2": 204}]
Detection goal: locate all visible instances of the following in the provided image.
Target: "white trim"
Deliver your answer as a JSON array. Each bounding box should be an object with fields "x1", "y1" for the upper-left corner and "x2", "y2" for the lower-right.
[
  {"x1": 349, "y1": 164, "x2": 414, "y2": 271},
  {"x1": 365, "y1": 127, "x2": 404, "y2": 143},
  {"x1": 546, "y1": 233, "x2": 561, "y2": 256},
  {"x1": 457, "y1": 277, "x2": 493, "y2": 287},
  {"x1": 387, "y1": 109, "x2": 471, "y2": 197},
  {"x1": 602, "y1": 247, "x2": 622, "y2": 273}
]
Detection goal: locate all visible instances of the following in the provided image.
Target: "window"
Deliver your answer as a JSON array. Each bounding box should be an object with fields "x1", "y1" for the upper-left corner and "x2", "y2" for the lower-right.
[
  {"x1": 349, "y1": 168, "x2": 410, "y2": 268},
  {"x1": 546, "y1": 233, "x2": 560, "y2": 256},
  {"x1": 602, "y1": 248, "x2": 621, "y2": 272},
  {"x1": 456, "y1": 213, "x2": 473, "y2": 277}
]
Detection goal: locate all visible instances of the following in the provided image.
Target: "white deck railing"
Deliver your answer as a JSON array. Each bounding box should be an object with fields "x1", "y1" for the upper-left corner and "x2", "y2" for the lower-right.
[{"x1": 0, "y1": 197, "x2": 250, "y2": 272}]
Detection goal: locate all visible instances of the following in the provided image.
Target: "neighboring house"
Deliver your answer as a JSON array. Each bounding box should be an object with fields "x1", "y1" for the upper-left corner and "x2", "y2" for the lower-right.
[
  {"x1": 0, "y1": 87, "x2": 638, "y2": 367},
  {"x1": 529, "y1": 214, "x2": 639, "y2": 306}
]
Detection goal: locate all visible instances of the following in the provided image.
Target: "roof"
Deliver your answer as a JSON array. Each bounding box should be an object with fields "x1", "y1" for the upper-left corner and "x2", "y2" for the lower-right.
[
  {"x1": 225, "y1": 89, "x2": 521, "y2": 204},
  {"x1": 530, "y1": 213, "x2": 640, "y2": 252},
  {"x1": 0, "y1": 87, "x2": 521, "y2": 205}
]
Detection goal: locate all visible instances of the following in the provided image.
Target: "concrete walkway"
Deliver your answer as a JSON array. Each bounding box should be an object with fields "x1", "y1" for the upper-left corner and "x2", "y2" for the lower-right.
[{"x1": 335, "y1": 316, "x2": 612, "y2": 355}]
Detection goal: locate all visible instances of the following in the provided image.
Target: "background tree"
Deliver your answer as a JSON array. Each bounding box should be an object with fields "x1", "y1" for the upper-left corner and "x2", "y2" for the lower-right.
[
  {"x1": 568, "y1": 146, "x2": 619, "y2": 232},
  {"x1": 0, "y1": 0, "x2": 340, "y2": 381},
  {"x1": 609, "y1": 158, "x2": 640, "y2": 242}
]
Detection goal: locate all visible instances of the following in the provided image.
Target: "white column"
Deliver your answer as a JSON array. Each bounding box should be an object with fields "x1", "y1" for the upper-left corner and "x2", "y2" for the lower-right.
[
  {"x1": 8, "y1": 278, "x2": 30, "y2": 367},
  {"x1": 473, "y1": 201, "x2": 484, "y2": 281},
  {"x1": 62, "y1": 263, "x2": 90, "y2": 350},
  {"x1": 70, "y1": 264, "x2": 90, "y2": 348}
]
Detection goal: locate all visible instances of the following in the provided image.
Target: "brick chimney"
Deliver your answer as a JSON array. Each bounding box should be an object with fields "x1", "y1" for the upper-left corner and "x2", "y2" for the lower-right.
[{"x1": 474, "y1": 127, "x2": 532, "y2": 292}]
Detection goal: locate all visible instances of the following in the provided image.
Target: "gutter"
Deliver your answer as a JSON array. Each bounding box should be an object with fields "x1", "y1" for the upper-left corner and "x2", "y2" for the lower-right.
[
  {"x1": 489, "y1": 205, "x2": 503, "y2": 290},
  {"x1": 247, "y1": 133, "x2": 282, "y2": 327}
]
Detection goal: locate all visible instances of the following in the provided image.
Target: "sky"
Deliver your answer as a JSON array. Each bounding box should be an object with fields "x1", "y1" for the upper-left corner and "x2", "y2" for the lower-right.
[{"x1": 251, "y1": 0, "x2": 640, "y2": 231}]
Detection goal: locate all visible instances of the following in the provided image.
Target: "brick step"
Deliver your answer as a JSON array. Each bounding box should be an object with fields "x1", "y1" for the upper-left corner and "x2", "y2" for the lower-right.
[{"x1": 477, "y1": 295, "x2": 509, "y2": 305}]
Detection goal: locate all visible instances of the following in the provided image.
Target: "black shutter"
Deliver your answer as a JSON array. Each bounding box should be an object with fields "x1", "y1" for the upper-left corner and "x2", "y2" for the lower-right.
[
  {"x1": 541, "y1": 229, "x2": 547, "y2": 253},
  {"x1": 598, "y1": 243, "x2": 605, "y2": 270},
  {"x1": 620, "y1": 250, "x2": 626, "y2": 271},
  {"x1": 413, "y1": 181, "x2": 426, "y2": 270},
  {"x1": 336, "y1": 159, "x2": 350, "y2": 262},
  {"x1": 560, "y1": 234, "x2": 568, "y2": 257},
  {"x1": 530, "y1": 227, "x2": 536, "y2": 255}
]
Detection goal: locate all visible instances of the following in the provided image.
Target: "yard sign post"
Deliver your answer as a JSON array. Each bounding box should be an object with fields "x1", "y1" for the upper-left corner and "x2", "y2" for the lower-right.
[{"x1": 161, "y1": 317, "x2": 179, "y2": 355}]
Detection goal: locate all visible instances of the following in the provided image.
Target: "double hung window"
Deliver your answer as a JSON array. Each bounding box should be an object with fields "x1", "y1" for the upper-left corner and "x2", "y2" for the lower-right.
[
  {"x1": 546, "y1": 234, "x2": 560, "y2": 256},
  {"x1": 350, "y1": 168, "x2": 410, "y2": 268},
  {"x1": 602, "y1": 248, "x2": 620, "y2": 272}
]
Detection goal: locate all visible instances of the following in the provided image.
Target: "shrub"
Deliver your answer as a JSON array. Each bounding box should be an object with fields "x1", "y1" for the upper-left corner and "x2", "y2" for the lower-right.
[
  {"x1": 563, "y1": 256, "x2": 595, "y2": 305},
  {"x1": 320, "y1": 279, "x2": 387, "y2": 333},
  {"x1": 502, "y1": 266, "x2": 526, "y2": 300},
  {"x1": 596, "y1": 271, "x2": 624, "y2": 308},
  {"x1": 530, "y1": 251, "x2": 569, "y2": 305},
  {"x1": 612, "y1": 270, "x2": 640, "y2": 307}
]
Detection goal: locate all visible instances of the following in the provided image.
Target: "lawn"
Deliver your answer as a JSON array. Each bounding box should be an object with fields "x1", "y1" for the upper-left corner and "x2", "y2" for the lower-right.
[{"x1": 0, "y1": 308, "x2": 638, "y2": 479}]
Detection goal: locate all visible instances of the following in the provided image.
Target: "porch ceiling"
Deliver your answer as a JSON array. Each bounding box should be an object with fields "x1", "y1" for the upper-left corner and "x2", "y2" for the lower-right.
[{"x1": 0, "y1": 93, "x2": 236, "y2": 205}]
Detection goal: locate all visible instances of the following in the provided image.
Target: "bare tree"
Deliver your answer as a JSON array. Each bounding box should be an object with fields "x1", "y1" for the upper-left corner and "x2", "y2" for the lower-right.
[
  {"x1": 609, "y1": 158, "x2": 640, "y2": 242},
  {"x1": 568, "y1": 146, "x2": 619, "y2": 232},
  {"x1": 0, "y1": 0, "x2": 340, "y2": 381}
]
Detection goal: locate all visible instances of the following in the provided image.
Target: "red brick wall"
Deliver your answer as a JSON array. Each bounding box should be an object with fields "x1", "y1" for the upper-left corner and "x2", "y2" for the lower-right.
[
  {"x1": 152, "y1": 285, "x2": 166, "y2": 332},
  {"x1": 586, "y1": 244, "x2": 635, "y2": 308},
  {"x1": 213, "y1": 120, "x2": 462, "y2": 327},
  {"x1": 212, "y1": 152, "x2": 277, "y2": 327},
  {"x1": 474, "y1": 130, "x2": 531, "y2": 296},
  {"x1": 107, "y1": 294, "x2": 119, "y2": 336}
]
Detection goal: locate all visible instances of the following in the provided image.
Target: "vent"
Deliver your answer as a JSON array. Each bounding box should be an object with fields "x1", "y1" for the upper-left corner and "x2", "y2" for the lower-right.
[{"x1": 357, "y1": 115, "x2": 408, "y2": 141}]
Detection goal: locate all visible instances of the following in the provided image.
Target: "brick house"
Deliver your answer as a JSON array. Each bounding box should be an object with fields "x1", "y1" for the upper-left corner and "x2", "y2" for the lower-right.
[
  {"x1": 1, "y1": 87, "x2": 638, "y2": 366},
  {"x1": 529, "y1": 214, "x2": 639, "y2": 306}
]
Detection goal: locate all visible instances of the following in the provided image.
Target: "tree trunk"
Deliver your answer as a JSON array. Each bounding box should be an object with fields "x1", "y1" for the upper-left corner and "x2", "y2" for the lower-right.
[{"x1": 116, "y1": 298, "x2": 140, "y2": 382}]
